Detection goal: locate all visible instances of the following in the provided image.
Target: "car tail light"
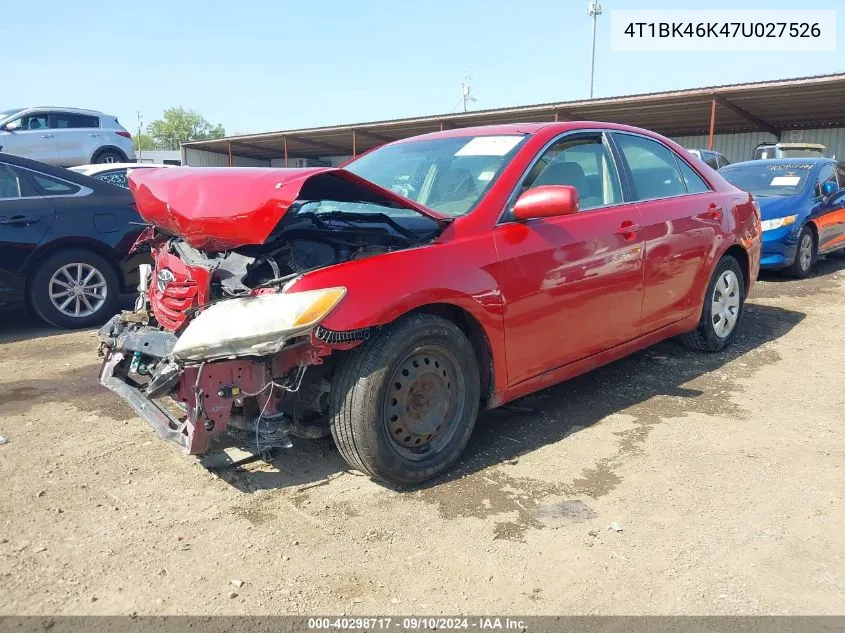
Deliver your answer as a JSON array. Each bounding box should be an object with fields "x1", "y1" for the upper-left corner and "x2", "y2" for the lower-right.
[{"x1": 116, "y1": 131, "x2": 131, "y2": 138}]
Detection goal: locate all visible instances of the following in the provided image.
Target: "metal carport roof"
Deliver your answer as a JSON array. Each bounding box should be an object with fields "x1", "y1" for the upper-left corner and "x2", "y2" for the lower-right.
[{"x1": 183, "y1": 73, "x2": 845, "y2": 162}]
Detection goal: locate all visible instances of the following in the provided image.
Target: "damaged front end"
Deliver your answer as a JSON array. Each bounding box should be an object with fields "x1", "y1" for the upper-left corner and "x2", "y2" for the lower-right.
[
  {"x1": 97, "y1": 166, "x2": 440, "y2": 457},
  {"x1": 97, "y1": 278, "x2": 358, "y2": 456}
]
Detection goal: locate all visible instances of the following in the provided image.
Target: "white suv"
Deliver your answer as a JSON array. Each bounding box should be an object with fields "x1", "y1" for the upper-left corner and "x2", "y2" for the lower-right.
[{"x1": 0, "y1": 107, "x2": 135, "y2": 167}]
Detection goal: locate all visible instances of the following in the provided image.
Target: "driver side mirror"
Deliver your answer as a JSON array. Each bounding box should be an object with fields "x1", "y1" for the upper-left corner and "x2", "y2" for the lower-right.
[
  {"x1": 512, "y1": 185, "x2": 579, "y2": 221},
  {"x1": 821, "y1": 180, "x2": 838, "y2": 198},
  {"x1": 1, "y1": 120, "x2": 21, "y2": 132}
]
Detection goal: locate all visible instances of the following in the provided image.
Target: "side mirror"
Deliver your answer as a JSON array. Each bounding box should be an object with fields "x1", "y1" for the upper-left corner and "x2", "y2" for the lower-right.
[
  {"x1": 821, "y1": 181, "x2": 838, "y2": 197},
  {"x1": 512, "y1": 185, "x2": 579, "y2": 221}
]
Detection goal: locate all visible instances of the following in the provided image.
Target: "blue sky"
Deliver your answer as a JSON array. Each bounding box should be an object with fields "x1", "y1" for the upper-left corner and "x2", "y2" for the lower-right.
[{"x1": 1, "y1": 0, "x2": 841, "y2": 136}]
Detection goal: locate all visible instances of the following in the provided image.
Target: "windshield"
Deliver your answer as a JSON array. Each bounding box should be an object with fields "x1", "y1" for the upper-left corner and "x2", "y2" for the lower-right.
[
  {"x1": 0, "y1": 108, "x2": 23, "y2": 122},
  {"x1": 720, "y1": 163, "x2": 814, "y2": 197},
  {"x1": 344, "y1": 134, "x2": 526, "y2": 217}
]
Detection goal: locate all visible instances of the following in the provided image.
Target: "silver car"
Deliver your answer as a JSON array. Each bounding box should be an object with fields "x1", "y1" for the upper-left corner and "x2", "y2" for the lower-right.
[{"x1": 0, "y1": 107, "x2": 135, "y2": 167}]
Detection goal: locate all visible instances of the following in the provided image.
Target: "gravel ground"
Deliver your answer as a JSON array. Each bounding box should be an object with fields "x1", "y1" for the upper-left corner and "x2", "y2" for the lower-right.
[{"x1": 0, "y1": 257, "x2": 843, "y2": 615}]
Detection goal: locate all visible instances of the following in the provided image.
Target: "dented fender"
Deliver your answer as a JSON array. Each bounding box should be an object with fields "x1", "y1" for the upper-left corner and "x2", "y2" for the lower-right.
[{"x1": 287, "y1": 231, "x2": 508, "y2": 397}]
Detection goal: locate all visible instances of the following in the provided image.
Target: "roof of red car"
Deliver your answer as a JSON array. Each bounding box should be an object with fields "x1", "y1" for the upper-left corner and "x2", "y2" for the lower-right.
[{"x1": 390, "y1": 121, "x2": 663, "y2": 143}]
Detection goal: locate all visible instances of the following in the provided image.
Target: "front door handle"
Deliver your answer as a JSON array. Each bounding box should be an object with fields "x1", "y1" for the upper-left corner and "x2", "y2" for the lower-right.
[
  {"x1": 696, "y1": 204, "x2": 723, "y2": 221},
  {"x1": 0, "y1": 215, "x2": 40, "y2": 226},
  {"x1": 40, "y1": 133, "x2": 54, "y2": 139},
  {"x1": 615, "y1": 220, "x2": 642, "y2": 239}
]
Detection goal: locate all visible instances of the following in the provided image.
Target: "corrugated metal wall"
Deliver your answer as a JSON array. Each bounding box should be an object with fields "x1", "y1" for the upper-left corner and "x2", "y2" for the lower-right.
[
  {"x1": 185, "y1": 127, "x2": 845, "y2": 167},
  {"x1": 183, "y1": 148, "x2": 269, "y2": 167},
  {"x1": 671, "y1": 127, "x2": 845, "y2": 163}
]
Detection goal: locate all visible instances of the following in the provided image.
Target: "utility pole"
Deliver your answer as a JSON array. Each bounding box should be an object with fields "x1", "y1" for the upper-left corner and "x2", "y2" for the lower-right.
[
  {"x1": 588, "y1": 0, "x2": 603, "y2": 99},
  {"x1": 137, "y1": 111, "x2": 143, "y2": 162},
  {"x1": 461, "y1": 72, "x2": 477, "y2": 112}
]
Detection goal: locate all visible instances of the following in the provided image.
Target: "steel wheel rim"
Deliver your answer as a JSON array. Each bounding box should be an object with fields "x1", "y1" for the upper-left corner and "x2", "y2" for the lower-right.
[
  {"x1": 798, "y1": 233, "x2": 813, "y2": 271},
  {"x1": 711, "y1": 269, "x2": 740, "y2": 339},
  {"x1": 48, "y1": 263, "x2": 107, "y2": 318},
  {"x1": 383, "y1": 344, "x2": 464, "y2": 461}
]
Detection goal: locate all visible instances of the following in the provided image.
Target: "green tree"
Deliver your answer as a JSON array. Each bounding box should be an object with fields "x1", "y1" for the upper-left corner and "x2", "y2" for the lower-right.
[
  {"x1": 132, "y1": 133, "x2": 157, "y2": 151},
  {"x1": 147, "y1": 107, "x2": 226, "y2": 150}
]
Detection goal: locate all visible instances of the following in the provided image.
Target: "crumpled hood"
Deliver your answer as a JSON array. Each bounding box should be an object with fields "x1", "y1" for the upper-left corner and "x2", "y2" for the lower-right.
[
  {"x1": 128, "y1": 167, "x2": 447, "y2": 251},
  {"x1": 756, "y1": 194, "x2": 804, "y2": 221}
]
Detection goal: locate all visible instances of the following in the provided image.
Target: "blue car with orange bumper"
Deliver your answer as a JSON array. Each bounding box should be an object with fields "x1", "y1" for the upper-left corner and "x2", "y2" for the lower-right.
[{"x1": 720, "y1": 158, "x2": 845, "y2": 277}]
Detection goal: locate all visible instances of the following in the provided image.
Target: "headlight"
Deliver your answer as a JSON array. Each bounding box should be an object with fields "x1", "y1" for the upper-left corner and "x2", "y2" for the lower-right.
[
  {"x1": 171, "y1": 287, "x2": 346, "y2": 362},
  {"x1": 760, "y1": 214, "x2": 798, "y2": 232}
]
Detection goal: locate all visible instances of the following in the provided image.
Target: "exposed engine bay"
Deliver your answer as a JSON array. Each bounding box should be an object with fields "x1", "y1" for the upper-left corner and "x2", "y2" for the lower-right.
[
  {"x1": 169, "y1": 205, "x2": 439, "y2": 300},
  {"x1": 97, "y1": 201, "x2": 442, "y2": 458}
]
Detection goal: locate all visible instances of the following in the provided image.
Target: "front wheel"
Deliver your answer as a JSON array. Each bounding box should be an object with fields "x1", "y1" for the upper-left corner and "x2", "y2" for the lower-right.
[
  {"x1": 784, "y1": 226, "x2": 815, "y2": 278},
  {"x1": 680, "y1": 254, "x2": 745, "y2": 352},
  {"x1": 330, "y1": 313, "x2": 480, "y2": 487},
  {"x1": 29, "y1": 249, "x2": 120, "y2": 329}
]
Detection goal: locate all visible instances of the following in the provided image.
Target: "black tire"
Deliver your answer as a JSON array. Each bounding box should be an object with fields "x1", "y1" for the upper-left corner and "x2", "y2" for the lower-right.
[
  {"x1": 93, "y1": 148, "x2": 126, "y2": 164},
  {"x1": 784, "y1": 226, "x2": 815, "y2": 278},
  {"x1": 29, "y1": 249, "x2": 120, "y2": 329},
  {"x1": 330, "y1": 313, "x2": 480, "y2": 487},
  {"x1": 680, "y1": 255, "x2": 745, "y2": 352}
]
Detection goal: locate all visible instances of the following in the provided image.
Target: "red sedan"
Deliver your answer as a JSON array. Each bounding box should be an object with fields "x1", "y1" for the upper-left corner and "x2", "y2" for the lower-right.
[{"x1": 98, "y1": 122, "x2": 761, "y2": 486}]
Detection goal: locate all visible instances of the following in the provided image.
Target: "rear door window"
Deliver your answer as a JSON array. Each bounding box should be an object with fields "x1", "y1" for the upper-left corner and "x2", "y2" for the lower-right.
[
  {"x1": 53, "y1": 112, "x2": 100, "y2": 128},
  {"x1": 30, "y1": 172, "x2": 81, "y2": 196},
  {"x1": 675, "y1": 157, "x2": 711, "y2": 194},
  {"x1": 613, "y1": 133, "x2": 687, "y2": 201}
]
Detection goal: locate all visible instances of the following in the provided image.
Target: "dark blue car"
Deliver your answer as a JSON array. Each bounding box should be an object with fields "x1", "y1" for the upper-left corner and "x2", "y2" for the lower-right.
[
  {"x1": 720, "y1": 158, "x2": 845, "y2": 277},
  {"x1": 0, "y1": 152, "x2": 146, "y2": 328}
]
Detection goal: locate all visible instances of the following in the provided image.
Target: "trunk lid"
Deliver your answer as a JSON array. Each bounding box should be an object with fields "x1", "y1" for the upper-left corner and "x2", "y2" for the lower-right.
[{"x1": 128, "y1": 167, "x2": 448, "y2": 251}]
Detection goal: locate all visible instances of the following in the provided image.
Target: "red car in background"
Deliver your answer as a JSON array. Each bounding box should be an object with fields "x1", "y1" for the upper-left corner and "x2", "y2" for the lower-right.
[{"x1": 98, "y1": 122, "x2": 761, "y2": 487}]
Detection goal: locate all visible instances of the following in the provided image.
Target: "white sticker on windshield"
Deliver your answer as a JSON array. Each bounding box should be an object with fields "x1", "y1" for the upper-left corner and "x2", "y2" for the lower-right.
[
  {"x1": 771, "y1": 176, "x2": 801, "y2": 186},
  {"x1": 478, "y1": 170, "x2": 495, "y2": 182},
  {"x1": 455, "y1": 136, "x2": 522, "y2": 157}
]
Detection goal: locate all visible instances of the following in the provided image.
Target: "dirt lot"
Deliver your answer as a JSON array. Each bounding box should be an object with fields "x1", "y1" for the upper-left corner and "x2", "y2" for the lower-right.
[{"x1": 1, "y1": 258, "x2": 844, "y2": 616}]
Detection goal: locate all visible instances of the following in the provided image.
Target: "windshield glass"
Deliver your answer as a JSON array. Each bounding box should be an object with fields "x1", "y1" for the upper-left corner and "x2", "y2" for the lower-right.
[
  {"x1": 0, "y1": 108, "x2": 23, "y2": 122},
  {"x1": 344, "y1": 134, "x2": 526, "y2": 217},
  {"x1": 720, "y1": 163, "x2": 814, "y2": 197}
]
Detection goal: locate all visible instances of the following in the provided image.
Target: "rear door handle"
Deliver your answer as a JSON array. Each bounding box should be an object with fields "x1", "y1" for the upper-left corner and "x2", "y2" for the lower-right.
[
  {"x1": 0, "y1": 215, "x2": 41, "y2": 226},
  {"x1": 697, "y1": 204, "x2": 723, "y2": 221},
  {"x1": 615, "y1": 220, "x2": 642, "y2": 238},
  {"x1": 88, "y1": 133, "x2": 100, "y2": 137},
  {"x1": 40, "y1": 133, "x2": 54, "y2": 139}
]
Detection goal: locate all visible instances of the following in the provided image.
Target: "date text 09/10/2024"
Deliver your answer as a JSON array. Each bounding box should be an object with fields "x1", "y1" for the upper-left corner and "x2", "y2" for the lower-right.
[{"x1": 307, "y1": 617, "x2": 527, "y2": 630}]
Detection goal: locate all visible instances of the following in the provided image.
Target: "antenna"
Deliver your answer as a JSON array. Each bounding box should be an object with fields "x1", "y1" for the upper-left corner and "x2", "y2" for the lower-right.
[
  {"x1": 587, "y1": 0, "x2": 603, "y2": 99},
  {"x1": 461, "y1": 72, "x2": 477, "y2": 112},
  {"x1": 137, "y1": 111, "x2": 143, "y2": 162}
]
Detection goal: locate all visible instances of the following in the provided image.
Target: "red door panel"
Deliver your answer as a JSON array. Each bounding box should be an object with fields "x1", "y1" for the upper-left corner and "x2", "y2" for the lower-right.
[
  {"x1": 638, "y1": 193, "x2": 721, "y2": 333},
  {"x1": 492, "y1": 204, "x2": 645, "y2": 387}
]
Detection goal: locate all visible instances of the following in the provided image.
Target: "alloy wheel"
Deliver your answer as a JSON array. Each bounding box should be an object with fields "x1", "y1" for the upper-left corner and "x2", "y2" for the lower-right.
[
  {"x1": 48, "y1": 263, "x2": 108, "y2": 318},
  {"x1": 798, "y1": 232, "x2": 813, "y2": 272}
]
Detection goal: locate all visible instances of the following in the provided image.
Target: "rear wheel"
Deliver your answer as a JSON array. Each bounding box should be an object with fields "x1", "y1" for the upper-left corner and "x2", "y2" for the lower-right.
[
  {"x1": 93, "y1": 148, "x2": 125, "y2": 164},
  {"x1": 784, "y1": 226, "x2": 815, "y2": 278},
  {"x1": 330, "y1": 313, "x2": 480, "y2": 487},
  {"x1": 29, "y1": 249, "x2": 119, "y2": 329},
  {"x1": 680, "y1": 255, "x2": 745, "y2": 352}
]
